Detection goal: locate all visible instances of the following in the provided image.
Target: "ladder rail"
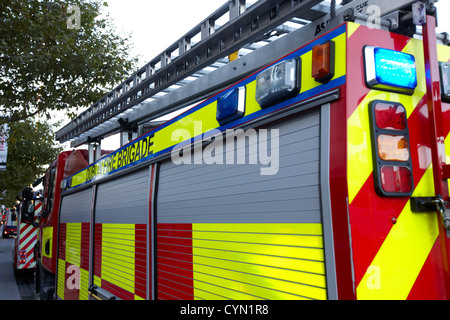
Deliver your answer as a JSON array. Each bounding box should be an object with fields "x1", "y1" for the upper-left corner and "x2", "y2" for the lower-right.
[
  {"x1": 57, "y1": 0, "x2": 425, "y2": 146},
  {"x1": 56, "y1": 0, "x2": 326, "y2": 143}
]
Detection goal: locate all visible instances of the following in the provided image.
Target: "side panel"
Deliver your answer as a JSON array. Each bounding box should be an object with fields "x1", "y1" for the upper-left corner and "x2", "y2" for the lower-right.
[
  {"x1": 93, "y1": 169, "x2": 149, "y2": 300},
  {"x1": 156, "y1": 110, "x2": 328, "y2": 300},
  {"x1": 57, "y1": 187, "x2": 93, "y2": 300}
]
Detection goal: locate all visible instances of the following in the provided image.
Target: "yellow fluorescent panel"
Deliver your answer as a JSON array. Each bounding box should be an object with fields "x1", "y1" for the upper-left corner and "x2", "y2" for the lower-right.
[
  {"x1": 193, "y1": 232, "x2": 323, "y2": 248},
  {"x1": 193, "y1": 250, "x2": 326, "y2": 287},
  {"x1": 93, "y1": 275, "x2": 102, "y2": 287},
  {"x1": 65, "y1": 223, "x2": 81, "y2": 267},
  {"x1": 101, "y1": 224, "x2": 136, "y2": 294},
  {"x1": 193, "y1": 246, "x2": 324, "y2": 276},
  {"x1": 192, "y1": 223, "x2": 327, "y2": 300},
  {"x1": 192, "y1": 238, "x2": 324, "y2": 261},
  {"x1": 193, "y1": 265, "x2": 325, "y2": 300},
  {"x1": 194, "y1": 280, "x2": 265, "y2": 300},
  {"x1": 80, "y1": 268, "x2": 90, "y2": 301},
  {"x1": 57, "y1": 258, "x2": 66, "y2": 299}
]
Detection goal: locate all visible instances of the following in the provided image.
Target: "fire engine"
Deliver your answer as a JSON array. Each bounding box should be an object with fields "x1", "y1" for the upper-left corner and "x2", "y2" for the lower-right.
[
  {"x1": 31, "y1": 0, "x2": 450, "y2": 300},
  {"x1": 33, "y1": 150, "x2": 89, "y2": 299},
  {"x1": 12, "y1": 188, "x2": 42, "y2": 273}
]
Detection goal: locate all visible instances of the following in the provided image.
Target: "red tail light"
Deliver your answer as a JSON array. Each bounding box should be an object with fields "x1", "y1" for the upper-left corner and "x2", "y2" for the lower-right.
[
  {"x1": 380, "y1": 166, "x2": 413, "y2": 194},
  {"x1": 374, "y1": 102, "x2": 407, "y2": 130},
  {"x1": 370, "y1": 100, "x2": 414, "y2": 197}
]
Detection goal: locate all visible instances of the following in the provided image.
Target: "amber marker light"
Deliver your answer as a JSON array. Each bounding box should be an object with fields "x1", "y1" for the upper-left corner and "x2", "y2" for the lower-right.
[{"x1": 312, "y1": 40, "x2": 335, "y2": 84}]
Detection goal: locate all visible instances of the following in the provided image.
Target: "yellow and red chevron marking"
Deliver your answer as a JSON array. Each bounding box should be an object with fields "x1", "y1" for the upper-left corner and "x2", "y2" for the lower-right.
[
  {"x1": 17, "y1": 203, "x2": 41, "y2": 270},
  {"x1": 346, "y1": 22, "x2": 450, "y2": 299},
  {"x1": 157, "y1": 223, "x2": 327, "y2": 300}
]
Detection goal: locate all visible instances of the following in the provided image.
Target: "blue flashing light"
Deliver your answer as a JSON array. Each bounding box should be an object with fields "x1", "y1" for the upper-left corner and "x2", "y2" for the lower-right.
[
  {"x1": 216, "y1": 87, "x2": 246, "y2": 124},
  {"x1": 365, "y1": 46, "x2": 417, "y2": 95},
  {"x1": 374, "y1": 48, "x2": 417, "y2": 89}
]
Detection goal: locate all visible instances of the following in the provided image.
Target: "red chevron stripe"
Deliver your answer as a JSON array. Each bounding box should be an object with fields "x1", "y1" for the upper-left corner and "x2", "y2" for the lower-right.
[{"x1": 21, "y1": 234, "x2": 37, "y2": 252}]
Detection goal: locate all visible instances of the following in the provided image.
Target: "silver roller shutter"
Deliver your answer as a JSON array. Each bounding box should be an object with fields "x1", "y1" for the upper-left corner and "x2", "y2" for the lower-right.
[
  {"x1": 95, "y1": 169, "x2": 149, "y2": 224},
  {"x1": 60, "y1": 187, "x2": 93, "y2": 223},
  {"x1": 157, "y1": 109, "x2": 321, "y2": 224}
]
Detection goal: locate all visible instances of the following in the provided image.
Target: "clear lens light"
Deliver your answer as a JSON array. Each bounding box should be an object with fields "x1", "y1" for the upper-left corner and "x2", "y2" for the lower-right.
[
  {"x1": 440, "y1": 62, "x2": 450, "y2": 100},
  {"x1": 256, "y1": 58, "x2": 300, "y2": 108}
]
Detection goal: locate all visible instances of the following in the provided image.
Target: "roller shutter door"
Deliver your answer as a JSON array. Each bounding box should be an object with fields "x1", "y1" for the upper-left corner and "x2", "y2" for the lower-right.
[
  {"x1": 156, "y1": 109, "x2": 327, "y2": 300},
  {"x1": 93, "y1": 169, "x2": 149, "y2": 300},
  {"x1": 57, "y1": 187, "x2": 93, "y2": 300}
]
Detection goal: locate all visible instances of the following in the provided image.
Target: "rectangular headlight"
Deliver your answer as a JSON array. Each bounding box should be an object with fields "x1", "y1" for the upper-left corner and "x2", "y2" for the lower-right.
[
  {"x1": 255, "y1": 58, "x2": 301, "y2": 109},
  {"x1": 364, "y1": 46, "x2": 417, "y2": 95}
]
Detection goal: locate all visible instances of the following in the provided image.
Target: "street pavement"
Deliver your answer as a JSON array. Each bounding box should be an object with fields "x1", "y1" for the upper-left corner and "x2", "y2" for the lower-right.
[{"x1": 0, "y1": 225, "x2": 21, "y2": 300}]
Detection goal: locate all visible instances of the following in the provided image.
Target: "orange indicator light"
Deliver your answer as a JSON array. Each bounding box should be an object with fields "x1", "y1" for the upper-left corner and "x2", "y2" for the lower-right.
[
  {"x1": 312, "y1": 41, "x2": 335, "y2": 84},
  {"x1": 377, "y1": 135, "x2": 410, "y2": 161}
]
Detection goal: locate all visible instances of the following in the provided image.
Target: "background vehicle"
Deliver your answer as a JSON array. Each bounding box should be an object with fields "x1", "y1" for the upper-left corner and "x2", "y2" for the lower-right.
[
  {"x1": 1, "y1": 206, "x2": 6, "y2": 225},
  {"x1": 2, "y1": 208, "x2": 17, "y2": 238}
]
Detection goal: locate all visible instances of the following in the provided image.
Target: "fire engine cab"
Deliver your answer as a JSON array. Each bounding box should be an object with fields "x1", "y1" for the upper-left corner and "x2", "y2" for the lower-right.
[{"x1": 30, "y1": 0, "x2": 450, "y2": 300}]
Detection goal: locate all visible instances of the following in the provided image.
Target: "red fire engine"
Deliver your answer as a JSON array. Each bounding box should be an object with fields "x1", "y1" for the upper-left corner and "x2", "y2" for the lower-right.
[
  {"x1": 13, "y1": 188, "x2": 41, "y2": 272},
  {"x1": 31, "y1": 0, "x2": 450, "y2": 300},
  {"x1": 33, "y1": 150, "x2": 89, "y2": 299}
]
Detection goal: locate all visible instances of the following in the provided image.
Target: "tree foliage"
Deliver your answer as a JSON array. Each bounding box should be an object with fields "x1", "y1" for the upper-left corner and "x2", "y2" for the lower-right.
[
  {"x1": 0, "y1": 120, "x2": 62, "y2": 207},
  {"x1": 0, "y1": 0, "x2": 138, "y2": 122}
]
